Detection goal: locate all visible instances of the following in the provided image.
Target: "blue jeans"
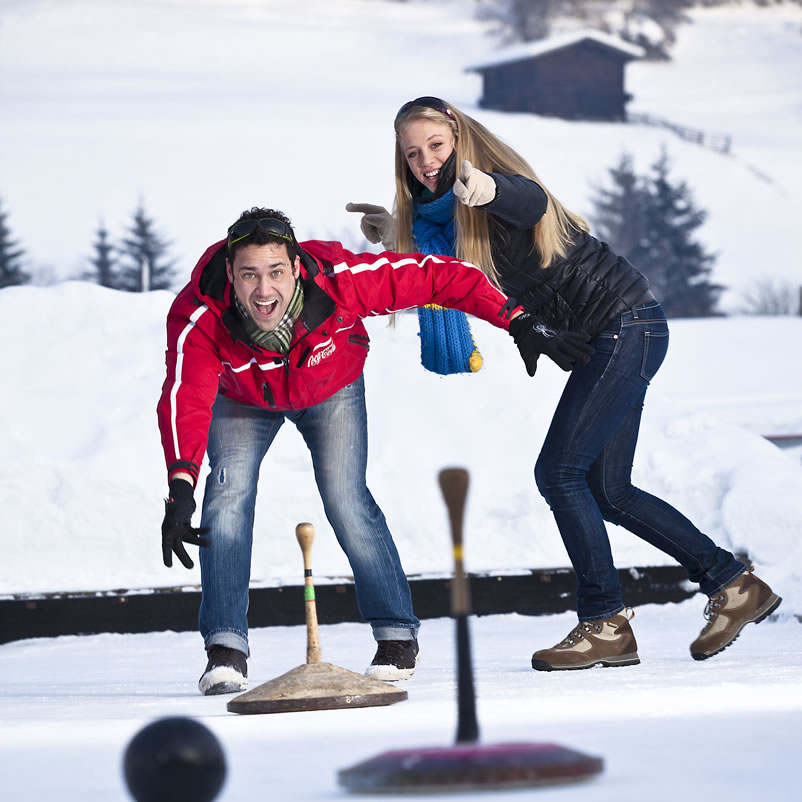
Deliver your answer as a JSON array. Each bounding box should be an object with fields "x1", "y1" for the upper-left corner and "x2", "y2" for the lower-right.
[
  {"x1": 535, "y1": 300, "x2": 745, "y2": 620},
  {"x1": 198, "y1": 375, "x2": 419, "y2": 655}
]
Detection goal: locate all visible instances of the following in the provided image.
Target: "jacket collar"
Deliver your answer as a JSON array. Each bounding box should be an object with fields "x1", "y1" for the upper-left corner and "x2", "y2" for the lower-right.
[
  {"x1": 296, "y1": 245, "x2": 335, "y2": 331},
  {"x1": 193, "y1": 241, "x2": 335, "y2": 349}
]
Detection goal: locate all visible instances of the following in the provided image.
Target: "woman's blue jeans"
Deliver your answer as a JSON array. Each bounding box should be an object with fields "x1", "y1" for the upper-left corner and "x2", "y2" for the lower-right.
[
  {"x1": 535, "y1": 300, "x2": 745, "y2": 621},
  {"x1": 198, "y1": 375, "x2": 419, "y2": 655}
]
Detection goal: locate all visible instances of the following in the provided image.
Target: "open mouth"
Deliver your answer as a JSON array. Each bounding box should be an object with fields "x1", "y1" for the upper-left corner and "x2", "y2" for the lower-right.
[
  {"x1": 253, "y1": 299, "x2": 279, "y2": 319},
  {"x1": 424, "y1": 169, "x2": 440, "y2": 182}
]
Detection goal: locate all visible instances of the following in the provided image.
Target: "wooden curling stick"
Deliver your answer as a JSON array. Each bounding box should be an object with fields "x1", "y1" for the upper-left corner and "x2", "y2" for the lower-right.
[
  {"x1": 438, "y1": 467, "x2": 479, "y2": 744},
  {"x1": 296, "y1": 522, "x2": 323, "y2": 664},
  {"x1": 438, "y1": 468, "x2": 471, "y2": 617}
]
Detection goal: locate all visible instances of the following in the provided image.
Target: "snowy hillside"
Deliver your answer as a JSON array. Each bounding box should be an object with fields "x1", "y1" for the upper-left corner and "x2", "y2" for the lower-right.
[
  {"x1": 1, "y1": 282, "x2": 801, "y2": 614},
  {"x1": 0, "y1": 1, "x2": 801, "y2": 311}
]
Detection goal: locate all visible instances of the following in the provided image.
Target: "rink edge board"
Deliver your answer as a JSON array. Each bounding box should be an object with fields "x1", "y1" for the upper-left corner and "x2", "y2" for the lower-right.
[{"x1": 0, "y1": 565, "x2": 693, "y2": 645}]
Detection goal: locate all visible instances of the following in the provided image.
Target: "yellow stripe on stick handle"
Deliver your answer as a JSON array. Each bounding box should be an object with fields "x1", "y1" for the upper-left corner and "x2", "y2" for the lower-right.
[
  {"x1": 438, "y1": 467, "x2": 478, "y2": 744},
  {"x1": 438, "y1": 468, "x2": 470, "y2": 616},
  {"x1": 295, "y1": 522, "x2": 323, "y2": 664}
]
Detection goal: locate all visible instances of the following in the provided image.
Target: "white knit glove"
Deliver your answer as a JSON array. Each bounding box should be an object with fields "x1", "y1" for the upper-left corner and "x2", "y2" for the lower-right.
[
  {"x1": 346, "y1": 202, "x2": 397, "y2": 250},
  {"x1": 453, "y1": 160, "x2": 496, "y2": 207}
]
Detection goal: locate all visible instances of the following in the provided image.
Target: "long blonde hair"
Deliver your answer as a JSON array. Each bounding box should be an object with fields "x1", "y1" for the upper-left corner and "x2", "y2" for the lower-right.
[{"x1": 393, "y1": 101, "x2": 589, "y2": 285}]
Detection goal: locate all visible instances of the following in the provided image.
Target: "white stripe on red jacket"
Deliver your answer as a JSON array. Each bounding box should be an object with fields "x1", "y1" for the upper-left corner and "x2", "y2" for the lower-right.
[{"x1": 156, "y1": 238, "x2": 516, "y2": 485}]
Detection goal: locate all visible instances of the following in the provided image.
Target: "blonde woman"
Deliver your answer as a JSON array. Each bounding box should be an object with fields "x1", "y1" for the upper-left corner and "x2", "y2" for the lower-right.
[{"x1": 347, "y1": 96, "x2": 781, "y2": 670}]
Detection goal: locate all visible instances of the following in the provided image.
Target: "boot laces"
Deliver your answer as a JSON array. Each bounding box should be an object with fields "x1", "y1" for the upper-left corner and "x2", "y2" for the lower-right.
[
  {"x1": 701, "y1": 593, "x2": 726, "y2": 631},
  {"x1": 560, "y1": 621, "x2": 602, "y2": 648}
]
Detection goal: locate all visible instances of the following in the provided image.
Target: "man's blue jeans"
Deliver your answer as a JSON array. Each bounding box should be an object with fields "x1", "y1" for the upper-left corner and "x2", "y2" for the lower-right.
[
  {"x1": 535, "y1": 300, "x2": 745, "y2": 621},
  {"x1": 198, "y1": 375, "x2": 419, "y2": 655}
]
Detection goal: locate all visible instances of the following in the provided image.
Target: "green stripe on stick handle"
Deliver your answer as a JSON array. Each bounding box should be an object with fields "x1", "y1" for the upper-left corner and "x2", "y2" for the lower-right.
[{"x1": 296, "y1": 522, "x2": 323, "y2": 664}]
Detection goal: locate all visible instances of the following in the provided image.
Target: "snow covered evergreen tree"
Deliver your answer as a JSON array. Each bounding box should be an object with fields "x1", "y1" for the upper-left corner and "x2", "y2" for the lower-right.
[
  {"x1": 641, "y1": 149, "x2": 722, "y2": 317},
  {"x1": 85, "y1": 221, "x2": 118, "y2": 288},
  {"x1": 590, "y1": 149, "x2": 722, "y2": 318},
  {"x1": 590, "y1": 152, "x2": 649, "y2": 258},
  {"x1": 0, "y1": 197, "x2": 30, "y2": 289},
  {"x1": 118, "y1": 202, "x2": 176, "y2": 292}
]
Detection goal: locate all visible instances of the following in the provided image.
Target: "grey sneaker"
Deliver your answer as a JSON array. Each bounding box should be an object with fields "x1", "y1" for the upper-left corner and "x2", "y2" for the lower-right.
[
  {"x1": 690, "y1": 567, "x2": 781, "y2": 661},
  {"x1": 531, "y1": 609, "x2": 640, "y2": 671},
  {"x1": 365, "y1": 639, "x2": 419, "y2": 681},
  {"x1": 198, "y1": 645, "x2": 248, "y2": 695}
]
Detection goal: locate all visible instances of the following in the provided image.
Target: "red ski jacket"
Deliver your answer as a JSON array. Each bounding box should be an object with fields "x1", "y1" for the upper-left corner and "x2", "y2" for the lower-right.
[{"x1": 157, "y1": 238, "x2": 516, "y2": 485}]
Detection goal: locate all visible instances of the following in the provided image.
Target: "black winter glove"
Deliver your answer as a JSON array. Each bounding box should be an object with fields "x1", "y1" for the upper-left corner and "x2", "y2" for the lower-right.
[
  {"x1": 161, "y1": 478, "x2": 209, "y2": 569},
  {"x1": 509, "y1": 312, "x2": 594, "y2": 376}
]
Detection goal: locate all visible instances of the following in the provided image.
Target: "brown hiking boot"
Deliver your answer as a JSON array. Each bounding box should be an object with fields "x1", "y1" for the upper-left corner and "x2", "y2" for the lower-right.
[
  {"x1": 690, "y1": 566, "x2": 781, "y2": 661},
  {"x1": 531, "y1": 609, "x2": 640, "y2": 671}
]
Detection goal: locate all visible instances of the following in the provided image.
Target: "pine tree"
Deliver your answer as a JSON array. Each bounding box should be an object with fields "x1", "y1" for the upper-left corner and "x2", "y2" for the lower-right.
[
  {"x1": 0, "y1": 197, "x2": 30, "y2": 289},
  {"x1": 85, "y1": 221, "x2": 118, "y2": 288},
  {"x1": 641, "y1": 149, "x2": 722, "y2": 317},
  {"x1": 118, "y1": 202, "x2": 177, "y2": 292},
  {"x1": 590, "y1": 149, "x2": 723, "y2": 318},
  {"x1": 590, "y1": 153, "x2": 649, "y2": 258}
]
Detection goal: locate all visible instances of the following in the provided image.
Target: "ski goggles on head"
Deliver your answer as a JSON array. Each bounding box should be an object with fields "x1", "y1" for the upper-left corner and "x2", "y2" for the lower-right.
[
  {"x1": 226, "y1": 217, "x2": 295, "y2": 250},
  {"x1": 394, "y1": 96, "x2": 454, "y2": 124}
]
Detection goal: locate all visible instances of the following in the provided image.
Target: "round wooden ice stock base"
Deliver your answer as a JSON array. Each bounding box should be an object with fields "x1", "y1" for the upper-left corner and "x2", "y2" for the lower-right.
[
  {"x1": 227, "y1": 522, "x2": 407, "y2": 715},
  {"x1": 337, "y1": 467, "x2": 604, "y2": 793}
]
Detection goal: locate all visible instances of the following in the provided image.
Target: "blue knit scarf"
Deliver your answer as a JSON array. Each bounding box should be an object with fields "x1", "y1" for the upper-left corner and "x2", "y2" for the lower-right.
[
  {"x1": 412, "y1": 190, "x2": 457, "y2": 257},
  {"x1": 412, "y1": 191, "x2": 481, "y2": 375}
]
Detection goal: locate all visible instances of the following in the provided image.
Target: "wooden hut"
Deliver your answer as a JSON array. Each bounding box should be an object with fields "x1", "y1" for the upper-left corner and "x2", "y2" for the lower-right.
[{"x1": 467, "y1": 30, "x2": 644, "y2": 121}]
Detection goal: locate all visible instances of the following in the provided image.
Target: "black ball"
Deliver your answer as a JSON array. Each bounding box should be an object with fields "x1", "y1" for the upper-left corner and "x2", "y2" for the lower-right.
[{"x1": 123, "y1": 716, "x2": 226, "y2": 802}]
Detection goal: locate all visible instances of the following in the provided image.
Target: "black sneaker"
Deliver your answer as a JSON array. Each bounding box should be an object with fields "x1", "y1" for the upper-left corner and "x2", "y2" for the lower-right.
[
  {"x1": 198, "y1": 645, "x2": 248, "y2": 696},
  {"x1": 364, "y1": 639, "x2": 419, "y2": 681}
]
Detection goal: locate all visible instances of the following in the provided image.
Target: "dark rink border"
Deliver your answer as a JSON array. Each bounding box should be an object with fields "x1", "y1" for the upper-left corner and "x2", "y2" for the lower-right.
[{"x1": 0, "y1": 565, "x2": 694, "y2": 645}]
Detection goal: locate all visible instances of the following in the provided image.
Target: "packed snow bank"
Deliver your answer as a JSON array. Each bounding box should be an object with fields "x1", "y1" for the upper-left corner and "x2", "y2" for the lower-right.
[{"x1": 2, "y1": 283, "x2": 800, "y2": 613}]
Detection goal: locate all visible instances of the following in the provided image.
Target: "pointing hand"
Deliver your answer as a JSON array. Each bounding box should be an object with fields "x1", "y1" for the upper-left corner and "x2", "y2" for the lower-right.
[
  {"x1": 453, "y1": 160, "x2": 496, "y2": 207},
  {"x1": 346, "y1": 202, "x2": 397, "y2": 250}
]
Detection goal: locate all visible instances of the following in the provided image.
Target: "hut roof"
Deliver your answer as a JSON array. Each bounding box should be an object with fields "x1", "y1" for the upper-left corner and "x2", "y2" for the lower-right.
[{"x1": 466, "y1": 29, "x2": 645, "y2": 72}]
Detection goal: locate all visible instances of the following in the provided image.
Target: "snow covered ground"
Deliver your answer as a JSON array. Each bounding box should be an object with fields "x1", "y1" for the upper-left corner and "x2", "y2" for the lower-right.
[
  {"x1": 1, "y1": 2, "x2": 801, "y2": 800},
  {"x1": 1, "y1": 285, "x2": 801, "y2": 608},
  {"x1": 2, "y1": 605, "x2": 801, "y2": 800},
  {"x1": 1, "y1": 273, "x2": 800, "y2": 802}
]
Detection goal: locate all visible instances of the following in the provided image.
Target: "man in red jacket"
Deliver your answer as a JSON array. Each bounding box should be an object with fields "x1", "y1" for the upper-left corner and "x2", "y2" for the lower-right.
[{"x1": 157, "y1": 207, "x2": 546, "y2": 695}]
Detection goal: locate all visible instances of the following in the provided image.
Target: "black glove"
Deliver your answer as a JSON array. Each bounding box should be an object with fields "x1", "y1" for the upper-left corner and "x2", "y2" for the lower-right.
[
  {"x1": 161, "y1": 478, "x2": 209, "y2": 569},
  {"x1": 509, "y1": 312, "x2": 594, "y2": 376}
]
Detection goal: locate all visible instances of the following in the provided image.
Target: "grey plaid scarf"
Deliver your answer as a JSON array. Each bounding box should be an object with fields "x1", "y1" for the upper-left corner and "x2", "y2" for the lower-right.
[{"x1": 234, "y1": 279, "x2": 304, "y2": 354}]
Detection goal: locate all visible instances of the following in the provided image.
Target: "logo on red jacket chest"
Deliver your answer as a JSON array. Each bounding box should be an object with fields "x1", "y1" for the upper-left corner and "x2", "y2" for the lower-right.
[{"x1": 307, "y1": 337, "x2": 336, "y2": 368}]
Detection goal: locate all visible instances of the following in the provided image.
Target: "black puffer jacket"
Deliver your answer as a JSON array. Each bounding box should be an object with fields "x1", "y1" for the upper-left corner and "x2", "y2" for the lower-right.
[{"x1": 480, "y1": 173, "x2": 654, "y2": 337}]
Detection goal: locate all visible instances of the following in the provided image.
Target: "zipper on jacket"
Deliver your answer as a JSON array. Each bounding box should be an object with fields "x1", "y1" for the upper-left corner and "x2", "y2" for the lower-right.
[
  {"x1": 295, "y1": 347, "x2": 312, "y2": 369},
  {"x1": 262, "y1": 382, "x2": 277, "y2": 409}
]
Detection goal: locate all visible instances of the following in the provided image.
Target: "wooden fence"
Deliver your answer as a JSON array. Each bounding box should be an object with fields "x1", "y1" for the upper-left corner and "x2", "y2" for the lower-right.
[{"x1": 628, "y1": 111, "x2": 732, "y2": 154}]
